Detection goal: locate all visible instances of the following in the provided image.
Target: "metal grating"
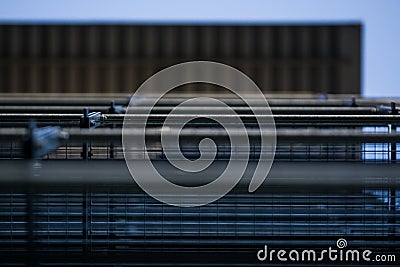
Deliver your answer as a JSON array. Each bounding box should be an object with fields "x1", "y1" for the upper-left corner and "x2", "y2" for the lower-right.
[{"x1": 0, "y1": 94, "x2": 399, "y2": 265}]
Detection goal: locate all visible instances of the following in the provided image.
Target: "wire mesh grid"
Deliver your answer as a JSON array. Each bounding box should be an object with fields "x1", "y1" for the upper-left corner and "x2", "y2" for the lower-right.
[
  {"x1": 0, "y1": 114, "x2": 399, "y2": 265},
  {"x1": 0, "y1": 141, "x2": 396, "y2": 163},
  {"x1": 1, "y1": 188, "x2": 399, "y2": 253}
]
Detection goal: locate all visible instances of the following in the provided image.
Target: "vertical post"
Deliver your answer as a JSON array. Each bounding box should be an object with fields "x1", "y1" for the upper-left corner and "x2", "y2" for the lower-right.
[
  {"x1": 390, "y1": 102, "x2": 397, "y2": 163},
  {"x1": 80, "y1": 108, "x2": 90, "y2": 253},
  {"x1": 26, "y1": 186, "x2": 36, "y2": 266},
  {"x1": 23, "y1": 121, "x2": 37, "y2": 265},
  {"x1": 81, "y1": 108, "x2": 90, "y2": 160},
  {"x1": 82, "y1": 187, "x2": 89, "y2": 253},
  {"x1": 108, "y1": 101, "x2": 119, "y2": 159},
  {"x1": 389, "y1": 102, "x2": 397, "y2": 237},
  {"x1": 351, "y1": 98, "x2": 357, "y2": 160}
]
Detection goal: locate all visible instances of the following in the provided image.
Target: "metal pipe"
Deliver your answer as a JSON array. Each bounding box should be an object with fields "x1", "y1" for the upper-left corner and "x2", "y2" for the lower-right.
[
  {"x1": 1, "y1": 113, "x2": 400, "y2": 124},
  {"x1": 0, "y1": 105, "x2": 378, "y2": 115},
  {"x1": 1, "y1": 160, "x2": 400, "y2": 187},
  {"x1": 1, "y1": 128, "x2": 400, "y2": 143},
  {"x1": 0, "y1": 94, "x2": 398, "y2": 107}
]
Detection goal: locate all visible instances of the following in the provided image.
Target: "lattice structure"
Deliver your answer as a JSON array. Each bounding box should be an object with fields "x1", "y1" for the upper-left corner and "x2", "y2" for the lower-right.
[{"x1": 0, "y1": 94, "x2": 399, "y2": 266}]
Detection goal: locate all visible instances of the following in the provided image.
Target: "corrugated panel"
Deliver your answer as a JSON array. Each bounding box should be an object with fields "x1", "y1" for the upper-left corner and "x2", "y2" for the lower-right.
[{"x1": 0, "y1": 24, "x2": 361, "y2": 94}]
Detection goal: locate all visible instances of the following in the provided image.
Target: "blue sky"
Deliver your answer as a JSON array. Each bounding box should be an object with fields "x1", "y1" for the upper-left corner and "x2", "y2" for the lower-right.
[{"x1": 0, "y1": 0, "x2": 399, "y2": 97}]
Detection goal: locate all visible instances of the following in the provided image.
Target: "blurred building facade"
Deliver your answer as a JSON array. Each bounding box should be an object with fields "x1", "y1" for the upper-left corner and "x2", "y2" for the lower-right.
[{"x1": 0, "y1": 24, "x2": 361, "y2": 94}]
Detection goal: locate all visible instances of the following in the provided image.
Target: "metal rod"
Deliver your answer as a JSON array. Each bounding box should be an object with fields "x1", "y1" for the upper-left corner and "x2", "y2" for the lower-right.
[
  {"x1": 389, "y1": 102, "x2": 397, "y2": 236},
  {"x1": 1, "y1": 113, "x2": 400, "y2": 125},
  {"x1": 1, "y1": 161, "x2": 400, "y2": 187},
  {"x1": 0, "y1": 105, "x2": 379, "y2": 115},
  {"x1": 0, "y1": 94, "x2": 399, "y2": 107},
  {"x1": 1, "y1": 128, "x2": 400, "y2": 143}
]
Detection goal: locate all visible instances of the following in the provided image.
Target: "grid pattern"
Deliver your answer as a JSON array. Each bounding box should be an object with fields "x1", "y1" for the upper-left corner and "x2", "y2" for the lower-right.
[
  {"x1": 0, "y1": 97, "x2": 399, "y2": 265},
  {"x1": 0, "y1": 142, "x2": 393, "y2": 163},
  {"x1": 1, "y1": 189, "x2": 399, "y2": 252}
]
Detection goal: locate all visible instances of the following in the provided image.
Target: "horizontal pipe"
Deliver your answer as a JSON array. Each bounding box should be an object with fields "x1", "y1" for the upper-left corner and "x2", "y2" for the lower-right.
[
  {"x1": 0, "y1": 105, "x2": 378, "y2": 115},
  {"x1": 1, "y1": 113, "x2": 399, "y2": 126},
  {"x1": 0, "y1": 128, "x2": 399, "y2": 143},
  {"x1": 0, "y1": 94, "x2": 398, "y2": 107},
  {"x1": 0, "y1": 161, "x2": 399, "y2": 187}
]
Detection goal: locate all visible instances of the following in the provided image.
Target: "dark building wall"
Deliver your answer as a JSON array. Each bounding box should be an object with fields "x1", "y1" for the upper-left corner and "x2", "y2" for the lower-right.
[{"x1": 0, "y1": 24, "x2": 361, "y2": 94}]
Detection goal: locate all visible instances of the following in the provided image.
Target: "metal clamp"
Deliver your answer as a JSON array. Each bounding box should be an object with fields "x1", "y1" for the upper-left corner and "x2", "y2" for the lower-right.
[
  {"x1": 23, "y1": 120, "x2": 68, "y2": 159},
  {"x1": 343, "y1": 97, "x2": 357, "y2": 107},
  {"x1": 80, "y1": 108, "x2": 103, "y2": 128},
  {"x1": 376, "y1": 102, "x2": 398, "y2": 115},
  {"x1": 108, "y1": 100, "x2": 124, "y2": 114}
]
